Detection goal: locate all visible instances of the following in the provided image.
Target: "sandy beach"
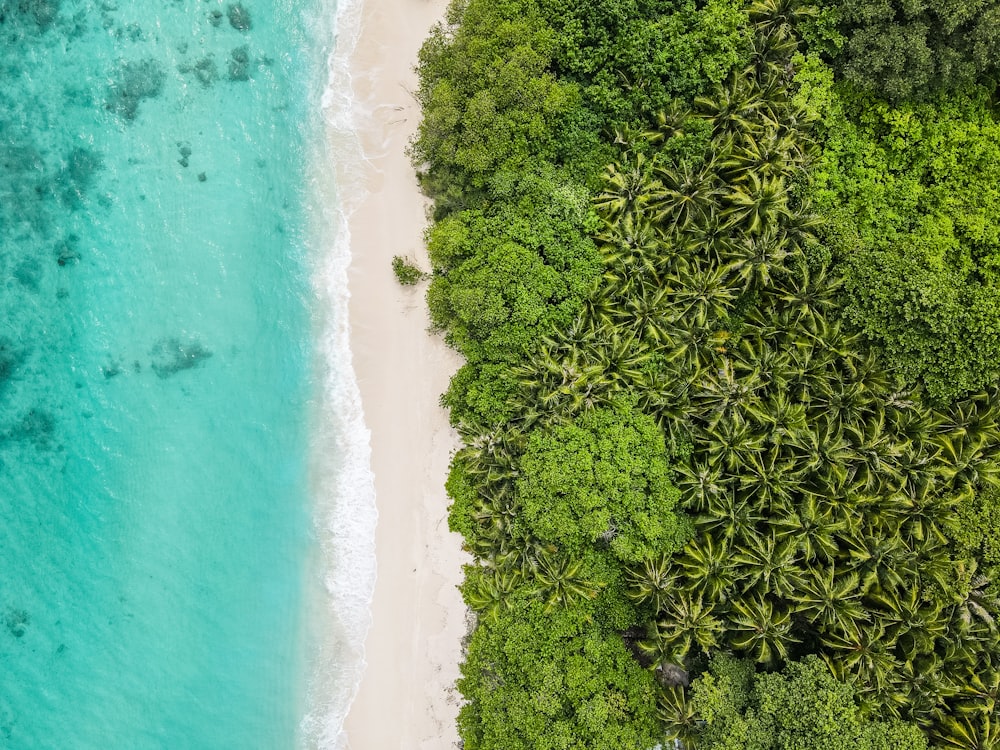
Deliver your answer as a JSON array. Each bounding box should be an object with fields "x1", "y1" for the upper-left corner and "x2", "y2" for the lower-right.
[{"x1": 341, "y1": 0, "x2": 468, "y2": 748}]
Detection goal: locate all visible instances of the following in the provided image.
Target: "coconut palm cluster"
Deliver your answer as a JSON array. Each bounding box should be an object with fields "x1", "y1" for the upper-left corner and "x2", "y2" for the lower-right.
[
  {"x1": 568, "y1": 10, "x2": 1000, "y2": 748},
  {"x1": 470, "y1": 3, "x2": 1000, "y2": 747},
  {"x1": 435, "y1": 1, "x2": 1000, "y2": 746}
]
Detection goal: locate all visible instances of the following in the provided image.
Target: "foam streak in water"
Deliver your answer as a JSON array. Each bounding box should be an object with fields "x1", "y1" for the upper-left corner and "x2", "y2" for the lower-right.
[{"x1": 300, "y1": 0, "x2": 376, "y2": 746}]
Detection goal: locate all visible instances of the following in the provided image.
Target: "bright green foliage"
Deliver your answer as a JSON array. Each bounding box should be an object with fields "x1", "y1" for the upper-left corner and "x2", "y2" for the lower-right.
[
  {"x1": 688, "y1": 654, "x2": 928, "y2": 749},
  {"x1": 425, "y1": 179, "x2": 601, "y2": 365},
  {"x1": 516, "y1": 404, "x2": 689, "y2": 562},
  {"x1": 954, "y1": 488, "x2": 1000, "y2": 569},
  {"x1": 417, "y1": 0, "x2": 1000, "y2": 747},
  {"x1": 827, "y1": 0, "x2": 1000, "y2": 101},
  {"x1": 441, "y1": 362, "x2": 521, "y2": 427},
  {"x1": 413, "y1": 0, "x2": 590, "y2": 210},
  {"x1": 810, "y1": 80, "x2": 1000, "y2": 401},
  {"x1": 457, "y1": 600, "x2": 661, "y2": 750}
]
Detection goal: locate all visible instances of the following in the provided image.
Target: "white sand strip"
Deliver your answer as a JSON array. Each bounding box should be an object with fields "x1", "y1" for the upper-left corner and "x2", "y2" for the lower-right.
[{"x1": 342, "y1": 0, "x2": 468, "y2": 748}]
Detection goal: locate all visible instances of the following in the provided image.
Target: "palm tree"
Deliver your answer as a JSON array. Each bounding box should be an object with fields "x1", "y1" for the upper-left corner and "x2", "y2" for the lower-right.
[
  {"x1": 594, "y1": 212, "x2": 663, "y2": 281},
  {"x1": 950, "y1": 666, "x2": 1000, "y2": 717},
  {"x1": 675, "y1": 533, "x2": 737, "y2": 601},
  {"x1": 660, "y1": 317, "x2": 722, "y2": 376},
  {"x1": 889, "y1": 657, "x2": 953, "y2": 723},
  {"x1": 461, "y1": 564, "x2": 522, "y2": 623},
  {"x1": 738, "y1": 448, "x2": 801, "y2": 512},
  {"x1": 772, "y1": 494, "x2": 844, "y2": 562},
  {"x1": 842, "y1": 530, "x2": 910, "y2": 596},
  {"x1": 528, "y1": 549, "x2": 603, "y2": 612},
  {"x1": 674, "y1": 460, "x2": 728, "y2": 513},
  {"x1": 949, "y1": 561, "x2": 1000, "y2": 634},
  {"x1": 668, "y1": 264, "x2": 738, "y2": 325},
  {"x1": 932, "y1": 714, "x2": 1000, "y2": 750},
  {"x1": 626, "y1": 553, "x2": 678, "y2": 613},
  {"x1": 645, "y1": 591, "x2": 724, "y2": 660},
  {"x1": 703, "y1": 417, "x2": 765, "y2": 472},
  {"x1": 593, "y1": 154, "x2": 657, "y2": 221},
  {"x1": 657, "y1": 685, "x2": 701, "y2": 748},
  {"x1": 719, "y1": 131, "x2": 799, "y2": 184},
  {"x1": 748, "y1": 0, "x2": 820, "y2": 40},
  {"x1": 722, "y1": 173, "x2": 791, "y2": 234},
  {"x1": 650, "y1": 162, "x2": 724, "y2": 231},
  {"x1": 695, "y1": 77, "x2": 769, "y2": 136},
  {"x1": 791, "y1": 565, "x2": 867, "y2": 636},
  {"x1": 724, "y1": 226, "x2": 790, "y2": 290},
  {"x1": 820, "y1": 620, "x2": 896, "y2": 688},
  {"x1": 727, "y1": 594, "x2": 798, "y2": 665},
  {"x1": 699, "y1": 491, "x2": 765, "y2": 543},
  {"x1": 733, "y1": 531, "x2": 802, "y2": 598},
  {"x1": 868, "y1": 585, "x2": 948, "y2": 661},
  {"x1": 934, "y1": 431, "x2": 1000, "y2": 499},
  {"x1": 643, "y1": 100, "x2": 692, "y2": 144}
]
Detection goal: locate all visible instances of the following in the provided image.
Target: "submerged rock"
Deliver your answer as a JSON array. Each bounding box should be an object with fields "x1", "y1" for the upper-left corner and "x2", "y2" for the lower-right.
[
  {"x1": 226, "y1": 2, "x2": 250, "y2": 31},
  {"x1": 55, "y1": 235, "x2": 80, "y2": 266},
  {"x1": 0, "y1": 337, "x2": 24, "y2": 386},
  {"x1": 102, "y1": 357, "x2": 123, "y2": 379},
  {"x1": 227, "y1": 44, "x2": 250, "y2": 81},
  {"x1": 193, "y1": 56, "x2": 218, "y2": 87},
  {"x1": 0, "y1": 0, "x2": 61, "y2": 31},
  {"x1": 14, "y1": 258, "x2": 41, "y2": 290},
  {"x1": 57, "y1": 147, "x2": 103, "y2": 208},
  {"x1": 105, "y1": 58, "x2": 166, "y2": 122},
  {"x1": 150, "y1": 336, "x2": 212, "y2": 378},
  {"x1": 4, "y1": 609, "x2": 28, "y2": 639},
  {"x1": 176, "y1": 141, "x2": 193, "y2": 168},
  {"x1": 7, "y1": 408, "x2": 55, "y2": 447}
]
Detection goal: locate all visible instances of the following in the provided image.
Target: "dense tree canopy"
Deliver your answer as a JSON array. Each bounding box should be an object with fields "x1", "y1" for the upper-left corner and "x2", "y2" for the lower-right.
[
  {"x1": 413, "y1": 0, "x2": 1000, "y2": 748},
  {"x1": 829, "y1": 0, "x2": 1000, "y2": 101},
  {"x1": 805, "y1": 65, "x2": 1000, "y2": 401},
  {"x1": 426, "y1": 188, "x2": 601, "y2": 365},
  {"x1": 689, "y1": 654, "x2": 928, "y2": 749},
  {"x1": 457, "y1": 600, "x2": 661, "y2": 750},
  {"x1": 516, "y1": 404, "x2": 688, "y2": 562}
]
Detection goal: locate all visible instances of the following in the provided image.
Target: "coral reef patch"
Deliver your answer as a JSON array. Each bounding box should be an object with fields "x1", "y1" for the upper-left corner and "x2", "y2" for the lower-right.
[
  {"x1": 105, "y1": 58, "x2": 165, "y2": 122},
  {"x1": 149, "y1": 336, "x2": 212, "y2": 378}
]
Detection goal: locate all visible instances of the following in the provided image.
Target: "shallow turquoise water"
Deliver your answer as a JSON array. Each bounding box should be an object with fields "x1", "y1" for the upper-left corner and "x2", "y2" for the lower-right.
[{"x1": 0, "y1": 0, "x2": 326, "y2": 746}]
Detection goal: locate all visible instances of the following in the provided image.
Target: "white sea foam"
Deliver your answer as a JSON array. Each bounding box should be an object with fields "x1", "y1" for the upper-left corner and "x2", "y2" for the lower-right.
[{"x1": 299, "y1": 0, "x2": 378, "y2": 746}]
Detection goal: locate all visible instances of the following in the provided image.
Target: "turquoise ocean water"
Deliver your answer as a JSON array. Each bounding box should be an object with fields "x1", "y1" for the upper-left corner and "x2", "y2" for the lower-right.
[{"x1": 0, "y1": 0, "x2": 363, "y2": 746}]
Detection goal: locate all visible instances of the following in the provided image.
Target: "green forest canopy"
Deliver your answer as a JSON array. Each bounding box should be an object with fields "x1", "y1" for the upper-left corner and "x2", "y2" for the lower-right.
[{"x1": 411, "y1": 0, "x2": 1000, "y2": 747}]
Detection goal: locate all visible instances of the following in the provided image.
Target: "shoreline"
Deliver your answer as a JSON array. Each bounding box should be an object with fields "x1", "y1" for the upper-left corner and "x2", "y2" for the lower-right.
[{"x1": 339, "y1": 0, "x2": 468, "y2": 748}]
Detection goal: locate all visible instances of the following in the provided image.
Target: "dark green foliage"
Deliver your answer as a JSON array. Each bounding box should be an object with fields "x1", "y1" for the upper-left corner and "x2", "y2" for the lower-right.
[
  {"x1": 457, "y1": 599, "x2": 661, "y2": 750},
  {"x1": 829, "y1": 0, "x2": 1000, "y2": 101},
  {"x1": 413, "y1": 0, "x2": 590, "y2": 212},
  {"x1": 585, "y1": 25, "x2": 1000, "y2": 744},
  {"x1": 541, "y1": 0, "x2": 752, "y2": 123},
  {"x1": 412, "y1": 0, "x2": 752, "y2": 215},
  {"x1": 807, "y1": 74, "x2": 1000, "y2": 401},
  {"x1": 687, "y1": 654, "x2": 928, "y2": 749},
  {"x1": 417, "y1": 0, "x2": 1000, "y2": 747}
]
